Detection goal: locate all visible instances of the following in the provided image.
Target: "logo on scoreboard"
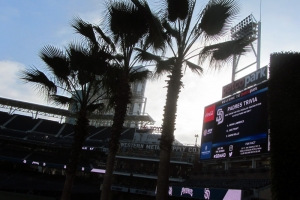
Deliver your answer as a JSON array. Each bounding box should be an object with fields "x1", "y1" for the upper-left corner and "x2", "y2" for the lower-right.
[
  {"x1": 204, "y1": 105, "x2": 215, "y2": 123},
  {"x1": 203, "y1": 128, "x2": 213, "y2": 136},
  {"x1": 204, "y1": 188, "x2": 210, "y2": 199},
  {"x1": 216, "y1": 109, "x2": 224, "y2": 125},
  {"x1": 200, "y1": 142, "x2": 212, "y2": 159}
]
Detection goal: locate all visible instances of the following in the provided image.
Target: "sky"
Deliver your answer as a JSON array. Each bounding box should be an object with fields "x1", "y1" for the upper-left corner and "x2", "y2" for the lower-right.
[{"x1": 0, "y1": 0, "x2": 299, "y2": 145}]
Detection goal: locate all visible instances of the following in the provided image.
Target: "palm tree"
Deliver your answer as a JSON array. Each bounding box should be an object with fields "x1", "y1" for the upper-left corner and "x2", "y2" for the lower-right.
[
  {"x1": 20, "y1": 18, "x2": 114, "y2": 200},
  {"x1": 98, "y1": 1, "x2": 166, "y2": 199},
  {"x1": 134, "y1": 0, "x2": 253, "y2": 199}
]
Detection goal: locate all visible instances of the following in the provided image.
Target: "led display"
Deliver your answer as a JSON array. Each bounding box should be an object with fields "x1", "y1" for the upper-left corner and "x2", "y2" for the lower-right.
[{"x1": 200, "y1": 81, "x2": 269, "y2": 160}]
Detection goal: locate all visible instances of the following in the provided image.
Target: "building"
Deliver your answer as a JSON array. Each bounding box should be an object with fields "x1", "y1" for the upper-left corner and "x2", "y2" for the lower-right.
[{"x1": 66, "y1": 65, "x2": 150, "y2": 128}]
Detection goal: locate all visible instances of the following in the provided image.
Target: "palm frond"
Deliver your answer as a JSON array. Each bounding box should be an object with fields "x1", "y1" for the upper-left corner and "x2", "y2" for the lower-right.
[
  {"x1": 100, "y1": 65, "x2": 122, "y2": 94},
  {"x1": 67, "y1": 43, "x2": 90, "y2": 71},
  {"x1": 153, "y1": 57, "x2": 175, "y2": 78},
  {"x1": 77, "y1": 70, "x2": 92, "y2": 86},
  {"x1": 129, "y1": 68, "x2": 152, "y2": 83},
  {"x1": 86, "y1": 103, "x2": 105, "y2": 113},
  {"x1": 20, "y1": 68, "x2": 57, "y2": 94},
  {"x1": 71, "y1": 17, "x2": 97, "y2": 46},
  {"x1": 135, "y1": 48, "x2": 162, "y2": 63},
  {"x1": 199, "y1": 38, "x2": 253, "y2": 70},
  {"x1": 108, "y1": 1, "x2": 148, "y2": 47},
  {"x1": 162, "y1": 20, "x2": 180, "y2": 44},
  {"x1": 199, "y1": 0, "x2": 239, "y2": 40},
  {"x1": 131, "y1": 0, "x2": 167, "y2": 52},
  {"x1": 166, "y1": 0, "x2": 190, "y2": 22},
  {"x1": 113, "y1": 53, "x2": 124, "y2": 62},
  {"x1": 39, "y1": 45, "x2": 70, "y2": 83},
  {"x1": 185, "y1": 60, "x2": 203, "y2": 75},
  {"x1": 50, "y1": 95, "x2": 74, "y2": 106},
  {"x1": 93, "y1": 25, "x2": 116, "y2": 51}
]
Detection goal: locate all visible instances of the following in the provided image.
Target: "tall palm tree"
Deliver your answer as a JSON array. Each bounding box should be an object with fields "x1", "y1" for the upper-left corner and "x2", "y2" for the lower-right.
[
  {"x1": 98, "y1": 1, "x2": 166, "y2": 199},
  {"x1": 134, "y1": 0, "x2": 253, "y2": 199},
  {"x1": 20, "y1": 18, "x2": 114, "y2": 200}
]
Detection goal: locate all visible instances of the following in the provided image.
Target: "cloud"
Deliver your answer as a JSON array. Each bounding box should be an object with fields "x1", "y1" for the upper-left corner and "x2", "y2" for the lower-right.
[{"x1": 0, "y1": 60, "x2": 45, "y2": 105}]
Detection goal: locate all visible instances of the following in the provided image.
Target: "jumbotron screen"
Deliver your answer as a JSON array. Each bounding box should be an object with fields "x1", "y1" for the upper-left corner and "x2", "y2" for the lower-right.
[{"x1": 200, "y1": 81, "x2": 269, "y2": 160}]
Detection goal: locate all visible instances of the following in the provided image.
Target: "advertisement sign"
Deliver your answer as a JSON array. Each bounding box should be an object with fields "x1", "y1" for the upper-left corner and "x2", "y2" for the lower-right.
[
  {"x1": 168, "y1": 187, "x2": 242, "y2": 200},
  {"x1": 222, "y1": 66, "x2": 268, "y2": 98},
  {"x1": 200, "y1": 81, "x2": 269, "y2": 160},
  {"x1": 119, "y1": 142, "x2": 198, "y2": 153}
]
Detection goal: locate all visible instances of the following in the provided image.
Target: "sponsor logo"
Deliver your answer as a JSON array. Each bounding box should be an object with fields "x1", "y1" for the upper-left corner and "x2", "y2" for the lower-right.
[
  {"x1": 204, "y1": 105, "x2": 215, "y2": 123},
  {"x1": 168, "y1": 186, "x2": 172, "y2": 196},
  {"x1": 213, "y1": 153, "x2": 226, "y2": 158},
  {"x1": 222, "y1": 66, "x2": 267, "y2": 97},
  {"x1": 181, "y1": 187, "x2": 193, "y2": 197},
  {"x1": 216, "y1": 109, "x2": 224, "y2": 125},
  {"x1": 245, "y1": 67, "x2": 266, "y2": 87},
  {"x1": 205, "y1": 111, "x2": 213, "y2": 117},
  {"x1": 203, "y1": 128, "x2": 213, "y2": 136},
  {"x1": 201, "y1": 142, "x2": 212, "y2": 160},
  {"x1": 204, "y1": 188, "x2": 210, "y2": 199}
]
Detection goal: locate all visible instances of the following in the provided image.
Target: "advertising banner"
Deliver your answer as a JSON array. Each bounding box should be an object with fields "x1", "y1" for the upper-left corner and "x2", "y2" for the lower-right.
[
  {"x1": 200, "y1": 81, "x2": 269, "y2": 160},
  {"x1": 120, "y1": 142, "x2": 199, "y2": 153},
  {"x1": 222, "y1": 66, "x2": 268, "y2": 98},
  {"x1": 167, "y1": 186, "x2": 242, "y2": 200}
]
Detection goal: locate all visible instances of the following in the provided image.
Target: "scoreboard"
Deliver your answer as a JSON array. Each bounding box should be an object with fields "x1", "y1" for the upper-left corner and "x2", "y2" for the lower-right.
[{"x1": 200, "y1": 81, "x2": 269, "y2": 160}]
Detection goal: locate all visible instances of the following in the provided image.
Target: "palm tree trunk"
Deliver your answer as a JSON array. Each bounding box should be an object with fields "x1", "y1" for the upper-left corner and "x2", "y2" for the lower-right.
[
  {"x1": 156, "y1": 64, "x2": 182, "y2": 200},
  {"x1": 61, "y1": 108, "x2": 89, "y2": 200},
  {"x1": 101, "y1": 75, "x2": 130, "y2": 200}
]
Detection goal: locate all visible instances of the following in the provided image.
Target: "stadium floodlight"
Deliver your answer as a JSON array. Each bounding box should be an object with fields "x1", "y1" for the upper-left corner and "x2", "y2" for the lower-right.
[
  {"x1": 230, "y1": 14, "x2": 261, "y2": 82},
  {"x1": 231, "y1": 14, "x2": 258, "y2": 41},
  {"x1": 195, "y1": 134, "x2": 199, "y2": 146}
]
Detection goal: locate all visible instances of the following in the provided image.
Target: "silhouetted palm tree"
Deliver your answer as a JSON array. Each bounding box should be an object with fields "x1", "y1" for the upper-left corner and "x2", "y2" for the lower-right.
[
  {"x1": 20, "y1": 18, "x2": 113, "y2": 200},
  {"x1": 134, "y1": 0, "x2": 253, "y2": 199},
  {"x1": 98, "y1": 1, "x2": 165, "y2": 199}
]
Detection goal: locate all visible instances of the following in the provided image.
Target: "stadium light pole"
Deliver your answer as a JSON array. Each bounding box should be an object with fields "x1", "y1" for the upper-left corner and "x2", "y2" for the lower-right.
[
  {"x1": 230, "y1": 14, "x2": 260, "y2": 82},
  {"x1": 195, "y1": 134, "x2": 199, "y2": 146}
]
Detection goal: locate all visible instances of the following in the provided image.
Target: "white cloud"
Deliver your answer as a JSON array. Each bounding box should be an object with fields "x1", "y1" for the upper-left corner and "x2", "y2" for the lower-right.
[{"x1": 0, "y1": 60, "x2": 46, "y2": 105}]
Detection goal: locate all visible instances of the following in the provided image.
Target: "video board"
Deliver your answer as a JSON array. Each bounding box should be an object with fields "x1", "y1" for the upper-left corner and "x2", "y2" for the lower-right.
[{"x1": 200, "y1": 81, "x2": 269, "y2": 160}]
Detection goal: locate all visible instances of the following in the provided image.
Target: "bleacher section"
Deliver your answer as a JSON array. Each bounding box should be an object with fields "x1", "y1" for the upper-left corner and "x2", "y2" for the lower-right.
[
  {"x1": 0, "y1": 112, "x2": 14, "y2": 126},
  {"x1": 34, "y1": 120, "x2": 64, "y2": 135},
  {"x1": 58, "y1": 123, "x2": 74, "y2": 137},
  {"x1": 0, "y1": 111, "x2": 136, "y2": 147},
  {"x1": 5, "y1": 115, "x2": 39, "y2": 132}
]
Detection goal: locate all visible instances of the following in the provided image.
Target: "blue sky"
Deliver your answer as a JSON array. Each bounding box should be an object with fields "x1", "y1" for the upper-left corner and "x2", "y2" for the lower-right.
[{"x1": 0, "y1": 0, "x2": 299, "y2": 144}]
